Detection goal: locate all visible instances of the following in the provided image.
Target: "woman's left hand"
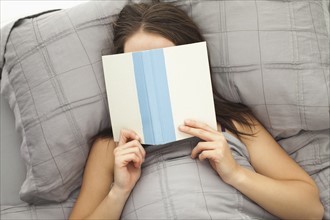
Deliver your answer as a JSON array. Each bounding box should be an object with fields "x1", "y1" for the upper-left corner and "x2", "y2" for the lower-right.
[{"x1": 179, "y1": 119, "x2": 241, "y2": 184}]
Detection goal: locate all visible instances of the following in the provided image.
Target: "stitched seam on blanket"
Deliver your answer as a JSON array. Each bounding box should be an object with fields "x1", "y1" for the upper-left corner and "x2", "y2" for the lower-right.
[
  {"x1": 157, "y1": 153, "x2": 170, "y2": 219},
  {"x1": 163, "y1": 156, "x2": 177, "y2": 219},
  {"x1": 193, "y1": 139, "x2": 212, "y2": 220},
  {"x1": 131, "y1": 188, "x2": 138, "y2": 220}
]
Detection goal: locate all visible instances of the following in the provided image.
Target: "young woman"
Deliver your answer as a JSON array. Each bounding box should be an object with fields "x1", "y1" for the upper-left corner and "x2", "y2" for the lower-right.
[{"x1": 69, "y1": 2, "x2": 324, "y2": 219}]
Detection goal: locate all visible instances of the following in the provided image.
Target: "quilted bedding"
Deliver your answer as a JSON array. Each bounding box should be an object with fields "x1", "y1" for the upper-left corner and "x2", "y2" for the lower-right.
[
  {"x1": 1, "y1": 0, "x2": 329, "y2": 219},
  {"x1": 121, "y1": 135, "x2": 277, "y2": 220},
  {"x1": 0, "y1": 190, "x2": 77, "y2": 219}
]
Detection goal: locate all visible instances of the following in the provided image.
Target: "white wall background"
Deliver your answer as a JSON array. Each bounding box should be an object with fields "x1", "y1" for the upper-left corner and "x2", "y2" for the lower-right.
[{"x1": 1, "y1": 0, "x2": 89, "y2": 28}]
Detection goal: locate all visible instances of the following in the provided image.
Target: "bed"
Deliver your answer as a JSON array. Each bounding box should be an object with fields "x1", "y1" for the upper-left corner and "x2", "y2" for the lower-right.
[{"x1": 1, "y1": 0, "x2": 329, "y2": 219}]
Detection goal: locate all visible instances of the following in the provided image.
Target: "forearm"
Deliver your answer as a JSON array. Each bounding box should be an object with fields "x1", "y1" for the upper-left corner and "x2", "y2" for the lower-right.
[
  {"x1": 229, "y1": 167, "x2": 324, "y2": 219},
  {"x1": 84, "y1": 186, "x2": 130, "y2": 220}
]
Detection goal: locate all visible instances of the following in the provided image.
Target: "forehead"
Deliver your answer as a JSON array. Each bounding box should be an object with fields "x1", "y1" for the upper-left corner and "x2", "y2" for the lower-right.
[{"x1": 124, "y1": 31, "x2": 175, "y2": 53}]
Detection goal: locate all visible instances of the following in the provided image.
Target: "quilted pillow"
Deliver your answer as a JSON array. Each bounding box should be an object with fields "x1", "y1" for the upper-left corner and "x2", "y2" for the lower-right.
[
  {"x1": 186, "y1": 0, "x2": 330, "y2": 139},
  {"x1": 0, "y1": 1, "x2": 128, "y2": 204},
  {"x1": 1, "y1": 0, "x2": 329, "y2": 207}
]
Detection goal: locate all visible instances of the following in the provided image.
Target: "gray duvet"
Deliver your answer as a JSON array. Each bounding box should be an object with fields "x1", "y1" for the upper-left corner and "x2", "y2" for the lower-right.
[
  {"x1": 122, "y1": 135, "x2": 277, "y2": 220},
  {"x1": 1, "y1": 0, "x2": 329, "y2": 219}
]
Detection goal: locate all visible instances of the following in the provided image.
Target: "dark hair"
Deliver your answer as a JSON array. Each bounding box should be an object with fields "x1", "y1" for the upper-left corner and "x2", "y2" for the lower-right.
[
  {"x1": 112, "y1": 1, "x2": 204, "y2": 54},
  {"x1": 91, "y1": 1, "x2": 254, "y2": 145}
]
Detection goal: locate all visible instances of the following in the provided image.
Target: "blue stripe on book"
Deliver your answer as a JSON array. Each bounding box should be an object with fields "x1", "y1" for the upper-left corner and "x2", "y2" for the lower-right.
[
  {"x1": 133, "y1": 49, "x2": 176, "y2": 144},
  {"x1": 141, "y1": 51, "x2": 163, "y2": 144},
  {"x1": 132, "y1": 52, "x2": 155, "y2": 144},
  {"x1": 150, "y1": 49, "x2": 176, "y2": 144}
]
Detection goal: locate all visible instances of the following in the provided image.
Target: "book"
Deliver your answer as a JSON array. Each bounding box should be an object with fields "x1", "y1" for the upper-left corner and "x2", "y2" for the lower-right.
[{"x1": 102, "y1": 41, "x2": 217, "y2": 145}]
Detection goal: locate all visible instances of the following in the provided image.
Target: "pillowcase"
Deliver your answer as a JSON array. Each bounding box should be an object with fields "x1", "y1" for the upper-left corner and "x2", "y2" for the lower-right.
[
  {"x1": 0, "y1": 0, "x2": 128, "y2": 204},
  {"x1": 1, "y1": 0, "x2": 329, "y2": 205},
  {"x1": 183, "y1": 0, "x2": 330, "y2": 139}
]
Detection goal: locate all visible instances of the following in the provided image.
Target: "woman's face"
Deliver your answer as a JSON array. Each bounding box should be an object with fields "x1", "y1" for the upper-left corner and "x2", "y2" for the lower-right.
[{"x1": 124, "y1": 30, "x2": 175, "y2": 53}]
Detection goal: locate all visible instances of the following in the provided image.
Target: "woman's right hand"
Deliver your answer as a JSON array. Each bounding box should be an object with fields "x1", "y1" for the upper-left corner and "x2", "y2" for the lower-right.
[{"x1": 112, "y1": 129, "x2": 146, "y2": 194}]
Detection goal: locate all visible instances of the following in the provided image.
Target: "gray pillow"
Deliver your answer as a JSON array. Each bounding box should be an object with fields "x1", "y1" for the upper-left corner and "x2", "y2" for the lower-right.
[
  {"x1": 1, "y1": 1, "x2": 127, "y2": 204},
  {"x1": 1, "y1": 0, "x2": 329, "y2": 208},
  {"x1": 188, "y1": 0, "x2": 330, "y2": 139}
]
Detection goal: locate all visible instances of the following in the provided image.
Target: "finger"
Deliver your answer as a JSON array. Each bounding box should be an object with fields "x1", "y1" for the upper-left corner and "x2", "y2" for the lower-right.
[
  {"x1": 116, "y1": 146, "x2": 141, "y2": 157},
  {"x1": 133, "y1": 142, "x2": 146, "y2": 162},
  {"x1": 116, "y1": 153, "x2": 142, "y2": 168},
  {"x1": 138, "y1": 143, "x2": 146, "y2": 161},
  {"x1": 198, "y1": 150, "x2": 216, "y2": 161},
  {"x1": 115, "y1": 140, "x2": 146, "y2": 164},
  {"x1": 118, "y1": 129, "x2": 141, "y2": 145},
  {"x1": 119, "y1": 129, "x2": 141, "y2": 144},
  {"x1": 117, "y1": 140, "x2": 141, "y2": 151},
  {"x1": 179, "y1": 125, "x2": 218, "y2": 141},
  {"x1": 117, "y1": 140, "x2": 146, "y2": 164},
  {"x1": 119, "y1": 147, "x2": 144, "y2": 163},
  {"x1": 191, "y1": 142, "x2": 217, "y2": 159},
  {"x1": 115, "y1": 140, "x2": 143, "y2": 158},
  {"x1": 184, "y1": 119, "x2": 217, "y2": 133}
]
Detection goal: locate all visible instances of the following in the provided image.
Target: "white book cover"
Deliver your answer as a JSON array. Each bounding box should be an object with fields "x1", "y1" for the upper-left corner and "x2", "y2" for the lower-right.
[{"x1": 102, "y1": 42, "x2": 217, "y2": 145}]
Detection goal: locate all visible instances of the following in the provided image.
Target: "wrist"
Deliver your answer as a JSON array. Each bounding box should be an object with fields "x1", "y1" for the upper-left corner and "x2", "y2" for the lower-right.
[
  {"x1": 110, "y1": 184, "x2": 132, "y2": 200},
  {"x1": 225, "y1": 166, "x2": 246, "y2": 187},
  {"x1": 104, "y1": 184, "x2": 131, "y2": 220}
]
